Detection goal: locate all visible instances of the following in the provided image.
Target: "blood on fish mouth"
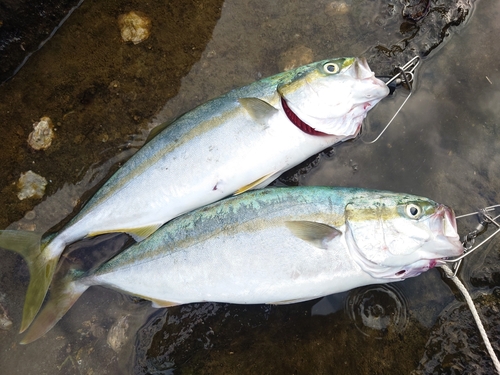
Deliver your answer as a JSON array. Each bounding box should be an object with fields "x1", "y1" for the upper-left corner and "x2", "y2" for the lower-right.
[{"x1": 281, "y1": 96, "x2": 329, "y2": 136}]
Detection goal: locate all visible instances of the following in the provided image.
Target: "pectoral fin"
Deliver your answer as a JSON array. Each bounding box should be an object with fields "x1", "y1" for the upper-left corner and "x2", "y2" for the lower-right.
[
  {"x1": 88, "y1": 224, "x2": 162, "y2": 242},
  {"x1": 234, "y1": 172, "x2": 277, "y2": 195},
  {"x1": 239, "y1": 97, "x2": 278, "y2": 126},
  {"x1": 285, "y1": 221, "x2": 342, "y2": 249}
]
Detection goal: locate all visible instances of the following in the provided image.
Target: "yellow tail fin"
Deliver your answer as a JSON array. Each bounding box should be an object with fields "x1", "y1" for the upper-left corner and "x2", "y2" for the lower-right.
[
  {"x1": 21, "y1": 269, "x2": 88, "y2": 344},
  {"x1": 0, "y1": 231, "x2": 59, "y2": 332}
]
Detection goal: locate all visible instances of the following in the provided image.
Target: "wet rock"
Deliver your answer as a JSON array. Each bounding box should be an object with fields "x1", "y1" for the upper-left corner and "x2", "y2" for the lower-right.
[
  {"x1": 402, "y1": 0, "x2": 431, "y2": 22},
  {"x1": 0, "y1": 0, "x2": 82, "y2": 83},
  {"x1": 278, "y1": 45, "x2": 314, "y2": 72},
  {"x1": 0, "y1": 308, "x2": 13, "y2": 331},
  {"x1": 414, "y1": 292, "x2": 500, "y2": 375},
  {"x1": 17, "y1": 170, "x2": 48, "y2": 200},
  {"x1": 0, "y1": 294, "x2": 12, "y2": 331},
  {"x1": 118, "y1": 11, "x2": 151, "y2": 45},
  {"x1": 107, "y1": 315, "x2": 129, "y2": 353},
  {"x1": 27, "y1": 116, "x2": 55, "y2": 150}
]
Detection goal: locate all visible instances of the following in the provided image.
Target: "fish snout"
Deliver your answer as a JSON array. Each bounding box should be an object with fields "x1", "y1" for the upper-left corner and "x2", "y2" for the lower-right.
[
  {"x1": 435, "y1": 204, "x2": 459, "y2": 239},
  {"x1": 351, "y1": 58, "x2": 389, "y2": 102},
  {"x1": 431, "y1": 204, "x2": 464, "y2": 257}
]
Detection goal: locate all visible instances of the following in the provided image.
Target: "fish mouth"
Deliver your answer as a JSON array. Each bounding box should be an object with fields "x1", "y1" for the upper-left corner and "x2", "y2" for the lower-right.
[
  {"x1": 402, "y1": 204, "x2": 464, "y2": 268},
  {"x1": 353, "y1": 57, "x2": 375, "y2": 80},
  {"x1": 349, "y1": 57, "x2": 389, "y2": 113},
  {"x1": 429, "y1": 204, "x2": 464, "y2": 257}
]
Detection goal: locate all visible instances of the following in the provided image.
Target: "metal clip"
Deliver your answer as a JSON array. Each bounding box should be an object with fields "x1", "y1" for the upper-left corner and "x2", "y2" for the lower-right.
[
  {"x1": 442, "y1": 205, "x2": 500, "y2": 277},
  {"x1": 385, "y1": 56, "x2": 420, "y2": 89},
  {"x1": 363, "y1": 56, "x2": 421, "y2": 144}
]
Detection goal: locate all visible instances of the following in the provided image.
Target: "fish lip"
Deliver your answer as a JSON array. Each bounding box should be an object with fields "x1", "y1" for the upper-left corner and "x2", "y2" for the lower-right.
[
  {"x1": 433, "y1": 204, "x2": 459, "y2": 240},
  {"x1": 354, "y1": 57, "x2": 372, "y2": 79},
  {"x1": 429, "y1": 204, "x2": 464, "y2": 257},
  {"x1": 350, "y1": 57, "x2": 389, "y2": 110}
]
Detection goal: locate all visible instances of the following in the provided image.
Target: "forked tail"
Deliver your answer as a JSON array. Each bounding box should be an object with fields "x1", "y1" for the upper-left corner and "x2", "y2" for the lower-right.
[
  {"x1": 21, "y1": 268, "x2": 89, "y2": 344},
  {"x1": 0, "y1": 230, "x2": 61, "y2": 332}
]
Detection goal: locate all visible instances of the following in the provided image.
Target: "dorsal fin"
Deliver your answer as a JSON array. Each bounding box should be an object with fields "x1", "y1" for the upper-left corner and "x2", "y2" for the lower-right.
[
  {"x1": 285, "y1": 221, "x2": 342, "y2": 249},
  {"x1": 238, "y1": 97, "x2": 278, "y2": 126}
]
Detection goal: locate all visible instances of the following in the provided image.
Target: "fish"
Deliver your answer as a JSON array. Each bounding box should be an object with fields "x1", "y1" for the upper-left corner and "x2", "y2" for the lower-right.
[
  {"x1": 0, "y1": 57, "x2": 389, "y2": 332},
  {"x1": 18, "y1": 186, "x2": 464, "y2": 344}
]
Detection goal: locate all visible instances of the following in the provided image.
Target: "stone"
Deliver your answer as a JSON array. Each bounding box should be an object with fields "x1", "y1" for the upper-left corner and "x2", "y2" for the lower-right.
[
  {"x1": 17, "y1": 170, "x2": 48, "y2": 200},
  {"x1": 118, "y1": 11, "x2": 151, "y2": 45},
  {"x1": 28, "y1": 116, "x2": 55, "y2": 150}
]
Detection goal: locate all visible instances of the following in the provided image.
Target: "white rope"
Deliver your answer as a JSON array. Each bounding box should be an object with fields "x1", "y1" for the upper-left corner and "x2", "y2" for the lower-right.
[{"x1": 440, "y1": 264, "x2": 500, "y2": 373}]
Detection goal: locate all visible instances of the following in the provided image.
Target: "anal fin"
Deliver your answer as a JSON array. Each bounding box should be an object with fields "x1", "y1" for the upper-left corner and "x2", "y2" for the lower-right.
[
  {"x1": 150, "y1": 299, "x2": 180, "y2": 308},
  {"x1": 268, "y1": 297, "x2": 315, "y2": 305},
  {"x1": 234, "y1": 172, "x2": 278, "y2": 195},
  {"x1": 88, "y1": 224, "x2": 162, "y2": 242}
]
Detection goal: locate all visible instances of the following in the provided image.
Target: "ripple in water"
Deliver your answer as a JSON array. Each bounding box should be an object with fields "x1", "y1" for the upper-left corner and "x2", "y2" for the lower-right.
[{"x1": 345, "y1": 284, "x2": 408, "y2": 339}]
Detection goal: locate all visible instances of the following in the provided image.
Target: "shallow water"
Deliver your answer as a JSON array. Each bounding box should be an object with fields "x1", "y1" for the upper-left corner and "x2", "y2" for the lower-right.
[{"x1": 1, "y1": 0, "x2": 499, "y2": 374}]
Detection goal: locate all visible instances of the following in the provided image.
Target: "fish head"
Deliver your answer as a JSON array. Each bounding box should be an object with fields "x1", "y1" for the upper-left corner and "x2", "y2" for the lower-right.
[
  {"x1": 277, "y1": 57, "x2": 389, "y2": 136},
  {"x1": 344, "y1": 193, "x2": 464, "y2": 280}
]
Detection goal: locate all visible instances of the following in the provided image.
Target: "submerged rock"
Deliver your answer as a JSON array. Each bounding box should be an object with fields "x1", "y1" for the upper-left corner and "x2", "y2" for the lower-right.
[
  {"x1": 0, "y1": 294, "x2": 12, "y2": 331},
  {"x1": 118, "y1": 11, "x2": 151, "y2": 45},
  {"x1": 107, "y1": 315, "x2": 130, "y2": 353},
  {"x1": 325, "y1": 2, "x2": 350, "y2": 16},
  {"x1": 28, "y1": 116, "x2": 55, "y2": 150},
  {"x1": 278, "y1": 45, "x2": 314, "y2": 72},
  {"x1": 17, "y1": 170, "x2": 48, "y2": 200},
  {"x1": 0, "y1": 307, "x2": 12, "y2": 331}
]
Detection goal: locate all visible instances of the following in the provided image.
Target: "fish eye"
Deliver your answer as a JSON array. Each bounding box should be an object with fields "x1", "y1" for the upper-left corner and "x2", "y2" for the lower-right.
[
  {"x1": 405, "y1": 203, "x2": 422, "y2": 219},
  {"x1": 323, "y1": 62, "x2": 340, "y2": 74}
]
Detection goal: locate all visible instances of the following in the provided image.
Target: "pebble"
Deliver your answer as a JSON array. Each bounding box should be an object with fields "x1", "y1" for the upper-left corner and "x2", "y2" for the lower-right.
[
  {"x1": 107, "y1": 315, "x2": 129, "y2": 353},
  {"x1": 28, "y1": 116, "x2": 55, "y2": 150},
  {"x1": 118, "y1": 11, "x2": 151, "y2": 45},
  {"x1": 0, "y1": 307, "x2": 12, "y2": 330},
  {"x1": 325, "y1": 2, "x2": 349, "y2": 17},
  {"x1": 17, "y1": 170, "x2": 48, "y2": 200}
]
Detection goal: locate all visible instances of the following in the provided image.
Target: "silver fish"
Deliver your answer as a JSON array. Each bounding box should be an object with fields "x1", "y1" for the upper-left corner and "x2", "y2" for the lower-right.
[
  {"x1": 0, "y1": 57, "x2": 388, "y2": 332},
  {"x1": 19, "y1": 186, "x2": 463, "y2": 343}
]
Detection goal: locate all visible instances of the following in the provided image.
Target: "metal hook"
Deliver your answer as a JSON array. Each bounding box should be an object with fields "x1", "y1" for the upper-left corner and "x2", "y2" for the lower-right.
[{"x1": 362, "y1": 56, "x2": 421, "y2": 144}]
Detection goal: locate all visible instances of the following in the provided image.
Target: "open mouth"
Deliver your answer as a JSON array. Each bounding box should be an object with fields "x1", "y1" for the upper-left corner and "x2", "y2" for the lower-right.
[
  {"x1": 427, "y1": 205, "x2": 464, "y2": 258},
  {"x1": 433, "y1": 204, "x2": 460, "y2": 241},
  {"x1": 354, "y1": 57, "x2": 375, "y2": 80}
]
